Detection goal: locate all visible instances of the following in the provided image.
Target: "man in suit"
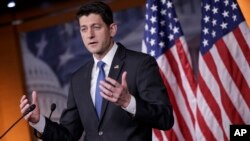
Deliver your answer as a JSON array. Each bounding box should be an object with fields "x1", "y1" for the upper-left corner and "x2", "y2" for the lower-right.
[{"x1": 20, "y1": 1, "x2": 174, "y2": 141}]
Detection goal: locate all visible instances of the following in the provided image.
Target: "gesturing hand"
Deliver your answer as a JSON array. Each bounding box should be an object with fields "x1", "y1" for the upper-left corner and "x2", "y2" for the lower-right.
[
  {"x1": 99, "y1": 71, "x2": 131, "y2": 108},
  {"x1": 20, "y1": 91, "x2": 40, "y2": 124}
]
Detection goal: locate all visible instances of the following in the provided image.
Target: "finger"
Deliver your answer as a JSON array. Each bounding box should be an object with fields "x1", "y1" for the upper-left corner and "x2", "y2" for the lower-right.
[
  {"x1": 100, "y1": 92, "x2": 116, "y2": 102},
  {"x1": 21, "y1": 103, "x2": 30, "y2": 115},
  {"x1": 32, "y1": 91, "x2": 38, "y2": 107},
  {"x1": 121, "y1": 71, "x2": 127, "y2": 87},
  {"x1": 20, "y1": 95, "x2": 26, "y2": 103},
  {"x1": 99, "y1": 83, "x2": 113, "y2": 97},
  {"x1": 24, "y1": 112, "x2": 32, "y2": 120},
  {"x1": 20, "y1": 98, "x2": 29, "y2": 110},
  {"x1": 100, "y1": 80, "x2": 115, "y2": 92},
  {"x1": 105, "y1": 77, "x2": 119, "y2": 87}
]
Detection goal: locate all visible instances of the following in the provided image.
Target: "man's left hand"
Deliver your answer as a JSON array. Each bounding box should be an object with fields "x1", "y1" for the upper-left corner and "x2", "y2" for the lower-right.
[{"x1": 99, "y1": 71, "x2": 131, "y2": 108}]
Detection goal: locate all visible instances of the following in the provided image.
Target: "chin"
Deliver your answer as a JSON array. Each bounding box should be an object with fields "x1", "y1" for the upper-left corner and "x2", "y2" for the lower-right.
[
  {"x1": 90, "y1": 49, "x2": 100, "y2": 53},
  {"x1": 86, "y1": 46, "x2": 99, "y2": 53}
]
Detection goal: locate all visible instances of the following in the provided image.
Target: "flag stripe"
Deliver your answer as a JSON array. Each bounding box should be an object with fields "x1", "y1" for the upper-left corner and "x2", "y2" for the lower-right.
[
  {"x1": 216, "y1": 39, "x2": 250, "y2": 109},
  {"x1": 198, "y1": 73, "x2": 226, "y2": 136},
  {"x1": 171, "y1": 38, "x2": 197, "y2": 118},
  {"x1": 158, "y1": 58, "x2": 192, "y2": 141},
  {"x1": 153, "y1": 129, "x2": 164, "y2": 141},
  {"x1": 164, "y1": 50, "x2": 195, "y2": 126},
  {"x1": 238, "y1": 22, "x2": 250, "y2": 50},
  {"x1": 233, "y1": 25, "x2": 250, "y2": 81},
  {"x1": 196, "y1": 105, "x2": 217, "y2": 141},
  {"x1": 158, "y1": 49, "x2": 195, "y2": 128},
  {"x1": 212, "y1": 41, "x2": 250, "y2": 123},
  {"x1": 175, "y1": 38, "x2": 197, "y2": 93},
  {"x1": 195, "y1": 113, "x2": 207, "y2": 141},
  {"x1": 198, "y1": 54, "x2": 234, "y2": 139},
  {"x1": 199, "y1": 54, "x2": 230, "y2": 138},
  {"x1": 197, "y1": 71, "x2": 228, "y2": 140},
  {"x1": 165, "y1": 128, "x2": 178, "y2": 141},
  {"x1": 160, "y1": 130, "x2": 169, "y2": 141},
  {"x1": 233, "y1": 24, "x2": 250, "y2": 65},
  {"x1": 203, "y1": 50, "x2": 244, "y2": 123},
  {"x1": 229, "y1": 27, "x2": 250, "y2": 86}
]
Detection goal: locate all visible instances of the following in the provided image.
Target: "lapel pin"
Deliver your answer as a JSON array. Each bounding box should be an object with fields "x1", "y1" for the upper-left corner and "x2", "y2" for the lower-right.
[{"x1": 114, "y1": 65, "x2": 119, "y2": 69}]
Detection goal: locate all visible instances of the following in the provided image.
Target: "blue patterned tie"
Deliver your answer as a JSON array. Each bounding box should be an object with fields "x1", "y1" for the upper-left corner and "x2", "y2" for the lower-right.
[{"x1": 95, "y1": 61, "x2": 105, "y2": 118}]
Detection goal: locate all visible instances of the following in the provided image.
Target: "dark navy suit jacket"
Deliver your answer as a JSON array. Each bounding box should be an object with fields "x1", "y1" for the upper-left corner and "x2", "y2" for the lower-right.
[{"x1": 42, "y1": 43, "x2": 174, "y2": 141}]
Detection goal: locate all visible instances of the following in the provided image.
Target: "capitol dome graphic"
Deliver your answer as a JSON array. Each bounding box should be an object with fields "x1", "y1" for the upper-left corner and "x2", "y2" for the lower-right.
[{"x1": 20, "y1": 33, "x2": 67, "y2": 122}]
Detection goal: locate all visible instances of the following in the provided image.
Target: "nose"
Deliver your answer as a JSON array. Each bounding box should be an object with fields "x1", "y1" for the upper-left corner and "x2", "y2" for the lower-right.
[{"x1": 86, "y1": 28, "x2": 94, "y2": 38}]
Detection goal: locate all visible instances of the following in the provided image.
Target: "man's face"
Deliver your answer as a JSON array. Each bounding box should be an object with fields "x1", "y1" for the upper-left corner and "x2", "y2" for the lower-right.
[{"x1": 79, "y1": 13, "x2": 117, "y2": 59}]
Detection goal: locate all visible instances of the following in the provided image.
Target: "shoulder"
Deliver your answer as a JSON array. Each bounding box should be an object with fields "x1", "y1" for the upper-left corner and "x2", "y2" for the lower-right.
[
  {"x1": 117, "y1": 42, "x2": 155, "y2": 62},
  {"x1": 126, "y1": 49, "x2": 152, "y2": 60},
  {"x1": 71, "y1": 58, "x2": 93, "y2": 78}
]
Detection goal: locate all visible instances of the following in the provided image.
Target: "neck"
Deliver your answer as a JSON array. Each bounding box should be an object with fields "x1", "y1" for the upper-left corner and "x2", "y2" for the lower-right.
[{"x1": 94, "y1": 41, "x2": 114, "y2": 60}]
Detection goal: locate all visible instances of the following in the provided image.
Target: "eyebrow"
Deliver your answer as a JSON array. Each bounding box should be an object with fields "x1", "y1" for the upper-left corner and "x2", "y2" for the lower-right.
[{"x1": 80, "y1": 23, "x2": 102, "y2": 28}]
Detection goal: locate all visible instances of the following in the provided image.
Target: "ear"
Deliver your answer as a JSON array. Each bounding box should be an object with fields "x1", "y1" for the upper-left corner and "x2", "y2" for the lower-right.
[{"x1": 109, "y1": 23, "x2": 117, "y2": 37}]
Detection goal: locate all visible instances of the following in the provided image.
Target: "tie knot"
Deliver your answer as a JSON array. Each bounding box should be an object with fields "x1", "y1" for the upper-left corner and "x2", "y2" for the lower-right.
[{"x1": 97, "y1": 61, "x2": 105, "y2": 69}]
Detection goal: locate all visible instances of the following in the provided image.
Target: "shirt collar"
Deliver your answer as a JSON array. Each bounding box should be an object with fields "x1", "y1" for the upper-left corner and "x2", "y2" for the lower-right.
[{"x1": 93, "y1": 42, "x2": 118, "y2": 68}]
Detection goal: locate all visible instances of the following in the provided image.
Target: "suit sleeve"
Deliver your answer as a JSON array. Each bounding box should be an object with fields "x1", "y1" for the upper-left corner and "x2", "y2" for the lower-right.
[
  {"x1": 42, "y1": 82, "x2": 84, "y2": 141},
  {"x1": 134, "y1": 55, "x2": 174, "y2": 130}
]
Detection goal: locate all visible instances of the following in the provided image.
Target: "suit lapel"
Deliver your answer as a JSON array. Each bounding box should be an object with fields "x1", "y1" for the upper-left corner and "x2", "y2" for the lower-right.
[
  {"x1": 78, "y1": 60, "x2": 100, "y2": 124},
  {"x1": 99, "y1": 44, "x2": 126, "y2": 123}
]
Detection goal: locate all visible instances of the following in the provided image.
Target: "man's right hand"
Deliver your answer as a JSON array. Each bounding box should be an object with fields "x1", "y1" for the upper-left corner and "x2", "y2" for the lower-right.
[{"x1": 20, "y1": 91, "x2": 40, "y2": 124}]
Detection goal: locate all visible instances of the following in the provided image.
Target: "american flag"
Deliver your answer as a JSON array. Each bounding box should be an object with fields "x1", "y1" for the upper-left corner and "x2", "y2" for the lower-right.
[
  {"x1": 142, "y1": 0, "x2": 197, "y2": 140},
  {"x1": 197, "y1": 0, "x2": 250, "y2": 140}
]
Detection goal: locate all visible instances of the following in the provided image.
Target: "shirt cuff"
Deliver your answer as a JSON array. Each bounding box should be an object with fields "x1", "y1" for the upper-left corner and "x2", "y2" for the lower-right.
[
  {"x1": 29, "y1": 115, "x2": 45, "y2": 133},
  {"x1": 122, "y1": 95, "x2": 136, "y2": 115}
]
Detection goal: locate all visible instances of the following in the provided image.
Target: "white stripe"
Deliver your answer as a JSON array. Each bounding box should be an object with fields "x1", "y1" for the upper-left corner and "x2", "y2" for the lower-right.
[
  {"x1": 158, "y1": 54, "x2": 194, "y2": 127},
  {"x1": 179, "y1": 37, "x2": 193, "y2": 67},
  {"x1": 170, "y1": 41, "x2": 197, "y2": 119},
  {"x1": 200, "y1": 51, "x2": 231, "y2": 137},
  {"x1": 142, "y1": 40, "x2": 148, "y2": 54},
  {"x1": 160, "y1": 130, "x2": 169, "y2": 141},
  {"x1": 171, "y1": 112, "x2": 185, "y2": 141},
  {"x1": 199, "y1": 51, "x2": 232, "y2": 126},
  {"x1": 211, "y1": 45, "x2": 250, "y2": 123},
  {"x1": 146, "y1": 43, "x2": 186, "y2": 141},
  {"x1": 196, "y1": 87, "x2": 225, "y2": 140},
  {"x1": 152, "y1": 131, "x2": 159, "y2": 141},
  {"x1": 157, "y1": 54, "x2": 194, "y2": 140},
  {"x1": 198, "y1": 54, "x2": 230, "y2": 140},
  {"x1": 239, "y1": 22, "x2": 250, "y2": 50},
  {"x1": 194, "y1": 92, "x2": 207, "y2": 141},
  {"x1": 223, "y1": 30, "x2": 250, "y2": 87}
]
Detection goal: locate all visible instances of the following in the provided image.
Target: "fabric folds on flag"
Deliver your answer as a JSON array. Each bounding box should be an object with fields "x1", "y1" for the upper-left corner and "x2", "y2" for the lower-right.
[
  {"x1": 197, "y1": 0, "x2": 250, "y2": 140},
  {"x1": 142, "y1": 0, "x2": 197, "y2": 140}
]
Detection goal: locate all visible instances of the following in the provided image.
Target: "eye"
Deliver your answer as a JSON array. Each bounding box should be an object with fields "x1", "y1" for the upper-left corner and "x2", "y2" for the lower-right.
[
  {"x1": 93, "y1": 25, "x2": 101, "y2": 30},
  {"x1": 80, "y1": 27, "x2": 87, "y2": 32}
]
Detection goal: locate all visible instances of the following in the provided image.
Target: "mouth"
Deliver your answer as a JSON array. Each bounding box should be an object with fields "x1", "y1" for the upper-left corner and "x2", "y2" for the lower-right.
[{"x1": 88, "y1": 41, "x2": 98, "y2": 45}]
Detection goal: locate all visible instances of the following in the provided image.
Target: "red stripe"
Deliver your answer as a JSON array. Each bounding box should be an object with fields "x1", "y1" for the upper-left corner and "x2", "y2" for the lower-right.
[
  {"x1": 153, "y1": 129, "x2": 163, "y2": 141},
  {"x1": 159, "y1": 70, "x2": 193, "y2": 141},
  {"x1": 216, "y1": 39, "x2": 250, "y2": 109},
  {"x1": 159, "y1": 70, "x2": 178, "y2": 141},
  {"x1": 203, "y1": 51, "x2": 244, "y2": 124},
  {"x1": 176, "y1": 39, "x2": 197, "y2": 93},
  {"x1": 198, "y1": 72, "x2": 228, "y2": 140},
  {"x1": 166, "y1": 129, "x2": 178, "y2": 141},
  {"x1": 197, "y1": 107, "x2": 217, "y2": 141},
  {"x1": 164, "y1": 50, "x2": 195, "y2": 127},
  {"x1": 233, "y1": 27, "x2": 250, "y2": 65}
]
